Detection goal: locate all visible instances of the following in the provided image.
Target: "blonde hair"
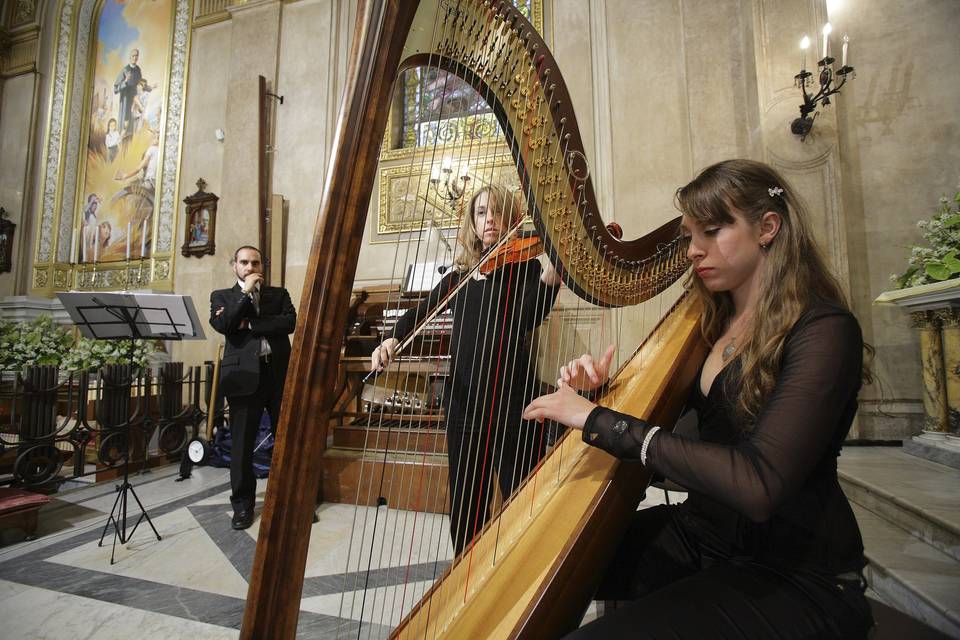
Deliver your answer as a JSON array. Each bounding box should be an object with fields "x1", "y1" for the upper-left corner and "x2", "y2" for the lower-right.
[
  {"x1": 454, "y1": 184, "x2": 524, "y2": 271},
  {"x1": 676, "y1": 159, "x2": 868, "y2": 425}
]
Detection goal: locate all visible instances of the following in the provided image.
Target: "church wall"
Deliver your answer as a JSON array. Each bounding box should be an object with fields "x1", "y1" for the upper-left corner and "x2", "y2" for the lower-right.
[
  {"x1": 605, "y1": 0, "x2": 692, "y2": 236},
  {"x1": 172, "y1": 0, "x2": 351, "y2": 364},
  {"x1": 170, "y1": 19, "x2": 232, "y2": 366},
  {"x1": 272, "y1": 0, "x2": 343, "y2": 311},
  {"x1": 0, "y1": 73, "x2": 37, "y2": 297},
  {"x1": 834, "y1": 0, "x2": 960, "y2": 438}
]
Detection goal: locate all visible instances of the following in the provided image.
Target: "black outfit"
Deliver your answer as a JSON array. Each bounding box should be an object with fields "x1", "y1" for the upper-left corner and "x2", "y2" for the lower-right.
[
  {"x1": 389, "y1": 259, "x2": 559, "y2": 553},
  {"x1": 210, "y1": 283, "x2": 296, "y2": 514},
  {"x1": 568, "y1": 302, "x2": 874, "y2": 639}
]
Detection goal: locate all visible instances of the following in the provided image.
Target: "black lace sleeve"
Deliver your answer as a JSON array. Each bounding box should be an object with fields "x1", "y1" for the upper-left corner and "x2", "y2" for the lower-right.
[
  {"x1": 582, "y1": 308, "x2": 863, "y2": 523},
  {"x1": 581, "y1": 405, "x2": 653, "y2": 457}
]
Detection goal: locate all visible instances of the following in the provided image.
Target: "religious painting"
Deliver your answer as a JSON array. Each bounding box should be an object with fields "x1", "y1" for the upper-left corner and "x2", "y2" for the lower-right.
[
  {"x1": 181, "y1": 179, "x2": 218, "y2": 258},
  {"x1": 77, "y1": 0, "x2": 173, "y2": 264}
]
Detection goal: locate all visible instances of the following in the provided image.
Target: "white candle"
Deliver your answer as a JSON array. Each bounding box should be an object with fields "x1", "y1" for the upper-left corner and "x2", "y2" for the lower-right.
[
  {"x1": 82, "y1": 232, "x2": 87, "y2": 263},
  {"x1": 822, "y1": 23, "x2": 832, "y2": 59},
  {"x1": 841, "y1": 33, "x2": 849, "y2": 67},
  {"x1": 126, "y1": 222, "x2": 131, "y2": 260},
  {"x1": 800, "y1": 35, "x2": 810, "y2": 71},
  {"x1": 70, "y1": 226, "x2": 77, "y2": 263},
  {"x1": 93, "y1": 234, "x2": 99, "y2": 263},
  {"x1": 141, "y1": 219, "x2": 147, "y2": 257}
]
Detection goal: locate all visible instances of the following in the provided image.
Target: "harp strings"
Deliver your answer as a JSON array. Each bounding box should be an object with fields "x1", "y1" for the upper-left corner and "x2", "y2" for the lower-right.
[
  {"x1": 336, "y1": 1, "x2": 689, "y2": 635},
  {"x1": 339, "y1": 3, "x2": 452, "y2": 635}
]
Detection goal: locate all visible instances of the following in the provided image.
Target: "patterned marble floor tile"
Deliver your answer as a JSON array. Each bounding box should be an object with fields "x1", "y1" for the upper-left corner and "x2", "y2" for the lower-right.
[
  {"x1": 46, "y1": 504, "x2": 250, "y2": 599},
  {"x1": 0, "y1": 578, "x2": 241, "y2": 640}
]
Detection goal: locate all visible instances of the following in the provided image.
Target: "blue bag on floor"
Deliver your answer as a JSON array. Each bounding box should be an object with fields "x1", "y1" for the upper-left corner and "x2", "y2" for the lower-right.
[{"x1": 208, "y1": 411, "x2": 274, "y2": 478}]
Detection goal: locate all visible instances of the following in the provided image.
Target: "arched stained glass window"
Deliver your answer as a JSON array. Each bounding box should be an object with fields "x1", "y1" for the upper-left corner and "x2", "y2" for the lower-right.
[{"x1": 383, "y1": 0, "x2": 542, "y2": 158}]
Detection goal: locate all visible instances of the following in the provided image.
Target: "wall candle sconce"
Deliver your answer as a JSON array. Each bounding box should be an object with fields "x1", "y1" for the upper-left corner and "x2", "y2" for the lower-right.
[
  {"x1": 429, "y1": 158, "x2": 471, "y2": 210},
  {"x1": 791, "y1": 24, "x2": 855, "y2": 141}
]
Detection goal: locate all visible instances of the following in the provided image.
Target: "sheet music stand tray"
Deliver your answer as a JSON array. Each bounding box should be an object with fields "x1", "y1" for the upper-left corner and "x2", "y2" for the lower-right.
[{"x1": 57, "y1": 292, "x2": 205, "y2": 564}]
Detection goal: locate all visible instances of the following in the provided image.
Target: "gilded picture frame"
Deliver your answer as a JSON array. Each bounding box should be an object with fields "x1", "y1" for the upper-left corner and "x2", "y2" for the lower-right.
[
  {"x1": 374, "y1": 152, "x2": 524, "y2": 244},
  {"x1": 181, "y1": 179, "x2": 218, "y2": 258}
]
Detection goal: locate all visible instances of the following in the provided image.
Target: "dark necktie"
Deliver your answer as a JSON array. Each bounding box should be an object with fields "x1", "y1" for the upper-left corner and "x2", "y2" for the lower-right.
[{"x1": 251, "y1": 288, "x2": 261, "y2": 316}]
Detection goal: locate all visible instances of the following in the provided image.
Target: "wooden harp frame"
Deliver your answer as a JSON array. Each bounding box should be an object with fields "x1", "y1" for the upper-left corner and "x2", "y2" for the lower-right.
[{"x1": 241, "y1": 2, "x2": 705, "y2": 638}]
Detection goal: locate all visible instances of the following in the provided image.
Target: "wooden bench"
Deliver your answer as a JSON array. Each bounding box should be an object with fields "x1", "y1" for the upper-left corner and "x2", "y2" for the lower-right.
[{"x1": 0, "y1": 487, "x2": 50, "y2": 540}]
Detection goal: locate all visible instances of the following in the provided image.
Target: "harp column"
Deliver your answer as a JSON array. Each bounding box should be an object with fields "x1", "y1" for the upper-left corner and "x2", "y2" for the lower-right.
[{"x1": 876, "y1": 281, "x2": 960, "y2": 470}]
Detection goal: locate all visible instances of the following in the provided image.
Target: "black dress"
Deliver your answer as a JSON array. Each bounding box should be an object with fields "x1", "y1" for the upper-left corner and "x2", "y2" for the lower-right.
[
  {"x1": 566, "y1": 302, "x2": 874, "y2": 639},
  {"x1": 389, "y1": 259, "x2": 559, "y2": 553}
]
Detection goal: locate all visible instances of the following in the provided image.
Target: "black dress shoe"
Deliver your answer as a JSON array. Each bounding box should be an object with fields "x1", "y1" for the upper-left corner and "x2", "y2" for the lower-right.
[{"x1": 232, "y1": 509, "x2": 254, "y2": 530}]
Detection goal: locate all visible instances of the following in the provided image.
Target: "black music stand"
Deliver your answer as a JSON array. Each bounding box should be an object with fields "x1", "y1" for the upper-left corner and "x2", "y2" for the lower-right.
[{"x1": 58, "y1": 292, "x2": 205, "y2": 564}]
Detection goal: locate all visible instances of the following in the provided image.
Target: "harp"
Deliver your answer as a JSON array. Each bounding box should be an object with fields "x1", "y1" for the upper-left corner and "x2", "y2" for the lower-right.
[{"x1": 241, "y1": 2, "x2": 707, "y2": 638}]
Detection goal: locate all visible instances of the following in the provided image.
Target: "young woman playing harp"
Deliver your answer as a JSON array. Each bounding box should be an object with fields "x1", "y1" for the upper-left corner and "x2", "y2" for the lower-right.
[
  {"x1": 523, "y1": 159, "x2": 875, "y2": 639},
  {"x1": 371, "y1": 184, "x2": 562, "y2": 554}
]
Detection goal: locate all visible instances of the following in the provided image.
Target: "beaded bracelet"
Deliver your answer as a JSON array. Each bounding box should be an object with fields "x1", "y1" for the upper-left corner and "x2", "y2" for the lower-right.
[{"x1": 640, "y1": 425, "x2": 661, "y2": 466}]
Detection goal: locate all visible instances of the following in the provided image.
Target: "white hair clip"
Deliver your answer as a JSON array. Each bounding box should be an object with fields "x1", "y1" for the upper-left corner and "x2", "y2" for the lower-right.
[{"x1": 768, "y1": 186, "x2": 784, "y2": 197}]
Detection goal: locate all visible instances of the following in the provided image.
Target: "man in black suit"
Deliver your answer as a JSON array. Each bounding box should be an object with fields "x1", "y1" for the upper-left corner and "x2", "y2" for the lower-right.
[{"x1": 210, "y1": 246, "x2": 296, "y2": 529}]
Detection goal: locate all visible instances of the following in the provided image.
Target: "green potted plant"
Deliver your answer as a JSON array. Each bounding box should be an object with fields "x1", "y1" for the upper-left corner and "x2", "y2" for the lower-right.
[
  {"x1": 0, "y1": 316, "x2": 74, "y2": 371},
  {"x1": 893, "y1": 182, "x2": 960, "y2": 289},
  {"x1": 61, "y1": 336, "x2": 154, "y2": 371}
]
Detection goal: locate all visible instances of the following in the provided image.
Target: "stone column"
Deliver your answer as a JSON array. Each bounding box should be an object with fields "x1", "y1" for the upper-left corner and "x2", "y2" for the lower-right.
[
  {"x1": 938, "y1": 308, "x2": 960, "y2": 434},
  {"x1": 911, "y1": 310, "x2": 948, "y2": 432}
]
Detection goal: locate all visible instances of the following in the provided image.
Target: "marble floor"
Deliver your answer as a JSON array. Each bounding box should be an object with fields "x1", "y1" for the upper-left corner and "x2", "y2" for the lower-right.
[
  {"x1": 0, "y1": 464, "x2": 457, "y2": 639},
  {"x1": 0, "y1": 463, "x2": 629, "y2": 640},
  {"x1": 11, "y1": 446, "x2": 949, "y2": 639}
]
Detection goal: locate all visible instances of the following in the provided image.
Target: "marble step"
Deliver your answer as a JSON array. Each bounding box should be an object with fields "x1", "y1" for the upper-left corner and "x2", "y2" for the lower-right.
[
  {"x1": 839, "y1": 447, "x2": 960, "y2": 562},
  {"x1": 853, "y1": 503, "x2": 960, "y2": 638}
]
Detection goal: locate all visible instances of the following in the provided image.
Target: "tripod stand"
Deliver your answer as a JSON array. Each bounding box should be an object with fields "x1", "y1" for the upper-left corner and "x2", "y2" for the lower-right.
[
  {"x1": 94, "y1": 304, "x2": 168, "y2": 564},
  {"x1": 99, "y1": 432, "x2": 162, "y2": 564},
  {"x1": 96, "y1": 356, "x2": 161, "y2": 565}
]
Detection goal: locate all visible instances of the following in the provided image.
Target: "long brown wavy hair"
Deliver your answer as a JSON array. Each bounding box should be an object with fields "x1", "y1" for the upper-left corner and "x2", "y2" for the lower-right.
[
  {"x1": 676, "y1": 159, "x2": 869, "y2": 425},
  {"x1": 453, "y1": 184, "x2": 524, "y2": 271}
]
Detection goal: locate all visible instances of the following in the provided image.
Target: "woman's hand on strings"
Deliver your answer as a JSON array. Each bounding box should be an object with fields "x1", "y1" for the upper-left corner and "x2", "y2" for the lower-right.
[
  {"x1": 370, "y1": 337, "x2": 400, "y2": 372},
  {"x1": 560, "y1": 345, "x2": 615, "y2": 392},
  {"x1": 522, "y1": 383, "x2": 596, "y2": 430}
]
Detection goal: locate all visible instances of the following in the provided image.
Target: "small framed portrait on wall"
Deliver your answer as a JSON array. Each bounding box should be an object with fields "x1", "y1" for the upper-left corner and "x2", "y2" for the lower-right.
[{"x1": 181, "y1": 178, "x2": 218, "y2": 258}]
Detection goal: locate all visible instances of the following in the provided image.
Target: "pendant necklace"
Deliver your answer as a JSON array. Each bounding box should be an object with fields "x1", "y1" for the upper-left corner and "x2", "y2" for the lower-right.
[{"x1": 722, "y1": 311, "x2": 753, "y2": 363}]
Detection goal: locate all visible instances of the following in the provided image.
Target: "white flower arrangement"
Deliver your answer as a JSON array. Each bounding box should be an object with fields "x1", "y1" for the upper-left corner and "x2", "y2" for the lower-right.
[
  {"x1": 0, "y1": 316, "x2": 155, "y2": 371},
  {"x1": 893, "y1": 182, "x2": 960, "y2": 289}
]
